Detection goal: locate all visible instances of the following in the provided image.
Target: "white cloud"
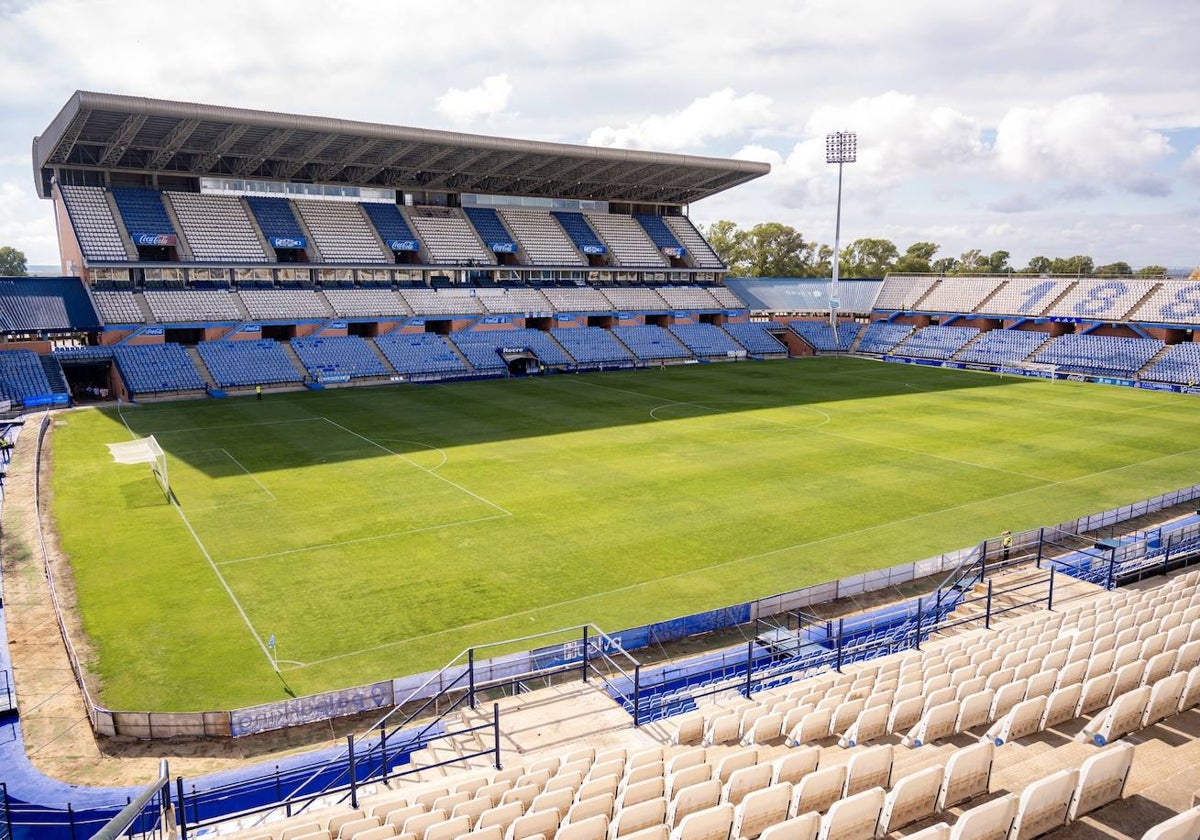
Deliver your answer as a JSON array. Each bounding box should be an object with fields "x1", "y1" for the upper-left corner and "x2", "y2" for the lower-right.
[
  {"x1": 434, "y1": 74, "x2": 514, "y2": 126},
  {"x1": 588, "y1": 89, "x2": 774, "y2": 150},
  {"x1": 993, "y1": 94, "x2": 1171, "y2": 191},
  {"x1": 0, "y1": 182, "x2": 57, "y2": 265},
  {"x1": 1183, "y1": 145, "x2": 1200, "y2": 180}
]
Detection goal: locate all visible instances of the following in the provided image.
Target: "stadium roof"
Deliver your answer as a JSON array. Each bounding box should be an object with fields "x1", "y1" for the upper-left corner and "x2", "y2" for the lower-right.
[{"x1": 33, "y1": 91, "x2": 770, "y2": 204}]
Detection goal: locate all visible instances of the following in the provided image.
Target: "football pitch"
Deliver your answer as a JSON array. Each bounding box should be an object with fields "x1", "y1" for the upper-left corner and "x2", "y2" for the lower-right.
[{"x1": 49, "y1": 357, "x2": 1200, "y2": 711}]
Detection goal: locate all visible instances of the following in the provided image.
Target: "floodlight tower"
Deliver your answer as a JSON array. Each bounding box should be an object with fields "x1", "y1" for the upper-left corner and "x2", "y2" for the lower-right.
[{"x1": 825, "y1": 131, "x2": 857, "y2": 345}]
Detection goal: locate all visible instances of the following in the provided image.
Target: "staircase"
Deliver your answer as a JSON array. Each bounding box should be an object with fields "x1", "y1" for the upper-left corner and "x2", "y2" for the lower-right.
[
  {"x1": 186, "y1": 347, "x2": 217, "y2": 390},
  {"x1": 280, "y1": 342, "x2": 311, "y2": 381},
  {"x1": 105, "y1": 191, "x2": 139, "y2": 260},
  {"x1": 366, "y1": 338, "x2": 400, "y2": 376},
  {"x1": 1138, "y1": 344, "x2": 1174, "y2": 379},
  {"x1": 38, "y1": 356, "x2": 70, "y2": 399},
  {"x1": 133, "y1": 291, "x2": 155, "y2": 324}
]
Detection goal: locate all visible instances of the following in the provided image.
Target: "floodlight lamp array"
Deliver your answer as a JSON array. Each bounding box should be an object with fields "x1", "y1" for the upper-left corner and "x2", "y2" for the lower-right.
[{"x1": 825, "y1": 131, "x2": 857, "y2": 164}]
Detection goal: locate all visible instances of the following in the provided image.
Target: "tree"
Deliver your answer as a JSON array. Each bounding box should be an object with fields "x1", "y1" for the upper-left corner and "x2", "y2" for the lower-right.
[
  {"x1": 1025, "y1": 256, "x2": 1052, "y2": 274},
  {"x1": 1050, "y1": 255, "x2": 1094, "y2": 276},
  {"x1": 893, "y1": 242, "x2": 939, "y2": 274},
  {"x1": 702, "y1": 221, "x2": 748, "y2": 274},
  {"x1": 987, "y1": 250, "x2": 1011, "y2": 274},
  {"x1": 1094, "y1": 261, "x2": 1133, "y2": 276},
  {"x1": 931, "y1": 256, "x2": 959, "y2": 274},
  {"x1": 1135, "y1": 265, "x2": 1167, "y2": 278},
  {"x1": 839, "y1": 237, "x2": 898, "y2": 278},
  {"x1": 0, "y1": 246, "x2": 26, "y2": 277},
  {"x1": 956, "y1": 249, "x2": 989, "y2": 273},
  {"x1": 741, "y1": 222, "x2": 820, "y2": 277}
]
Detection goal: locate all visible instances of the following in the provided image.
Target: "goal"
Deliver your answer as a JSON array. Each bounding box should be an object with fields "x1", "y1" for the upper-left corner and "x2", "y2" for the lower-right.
[
  {"x1": 1000, "y1": 361, "x2": 1058, "y2": 380},
  {"x1": 107, "y1": 435, "x2": 169, "y2": 498}
]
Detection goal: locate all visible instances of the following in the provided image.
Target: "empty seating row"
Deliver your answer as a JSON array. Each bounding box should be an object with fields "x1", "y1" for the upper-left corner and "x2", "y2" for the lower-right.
[
  {"x1": 0, "y1": 349, "x2": 57, "y2": 406},
  {"x1": 374, "y1": 334, "x2": 469, "y2": 377},
  {"x1": 474, "y1": 288, "x2": 554, "y2": 315},
  {"x1": 586, "y1": 214, "x2": 668, "y2": 268},
  {"x1": 664, "y1": 218, "x2": 724, "y2": 269},
  {"x1": 113, "y1": 343, "x2": 206, "y2": 393},
  {"x1": 324, "y1": 289, "x2": 413, "y2": 318},
  {"x1": 111, "y1": 186, "x2": 177, "y2": 240},
  {"x1": 853, "y1": 322, "x2": 910, "y2": 354},
  {"x1": 294, "y1": 200, "x2": 390, "y2": 264},
  {"x1": 788, "y1": 322, "x2": 860, "y2": 352},
  {"x1": 197, "y1": 340, "x2": 304, "y2": 387},
  {"x1": 550, "y1": 328, "x2": 637, "y2": 366},
  {"x1": 58, "y1": 184, "x2": 129, "y2": 261},
  {"x1": 409, "y1": 209, "x2": 495, "y2": 266},
  {"x1": 1032, "y1": 333, "x2": 1164, "y2": 377},
  {"x1": 498, "y1": 209, "x2": 587, "y2": 266},
  {"x1": 464, "y1": 208, "x2": 518, "y2": 255},
  {"x1": 913, "y1": 278, "x2": 1004, "y2": 313},
  {"x1": 144, "y1": 289, "x2": 243, "y2": 322},
  {"x1": 291, "y1": 336, "x2": 390, "y2": 381},
  {"x1": 668, "y1": 324, "x2": 743, "y2": 358},
  {"x1": 656, "y1": 287, "x2": 724, "y2": 311},
  {"x1": 167, "y1": 192, "x2": 269, "y2": 262},
  {"x1": 721, "y1": 324, "x2": 786, "y2": 356},
  {"x1": 951, "y1": 329, "x2": 1047, "y2": 367},
  {"x1": 612, "y1": 327, "x2": 692, "y2": 362},
  {"x1": 241, "y1": 289, "x2": 334, "y2": 320},
  {"x1": 451, "y1": 329, "x2": 571, "y2": 370},
  {"x1": 893, "y1": 326, "x2": 979, "y2": 360},
  {"x1": 1142, "y1": 343, "x2": 1200, "y2": 385},
  {"x1": 871, "y1": 277, "x2": 936, "y2": 311}
]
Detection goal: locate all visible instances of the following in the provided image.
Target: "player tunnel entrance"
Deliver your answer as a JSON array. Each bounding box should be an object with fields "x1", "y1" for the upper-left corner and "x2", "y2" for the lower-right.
[{"x1": 499, "y1": 346, "x2": 542, "y2": 376}]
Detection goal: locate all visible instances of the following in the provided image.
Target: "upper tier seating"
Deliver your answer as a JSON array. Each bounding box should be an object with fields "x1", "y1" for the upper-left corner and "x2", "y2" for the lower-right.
[
  {"x1": 197, "y1": 340, "x2": 303, "y2": 387},
  {"x1": 722, "y1": 322, "x2": 787, "y2": 355},
  {"x1": 856, "y1": 322, "x2": 914, "y2": 354},
  {"x1": 914, "y1": 278, "x2": 1004, "y2": 313},
  {"x1": 612, "y1": 325, "x2": 692, "y2": 361},
  {"x1": 323, "y1": 289, "x2": 411, "y2": 318},
  {"x1": 58, "y1": 184, "x2": 128, "y2": 261},
  {"x1": 240, "y1": 289, "x2": 332, "y2": 320},
  {"x1": 1142, "y1": 343, "x2": 1200, "y2": 385},
  {"x1": 0, "y1": 277, "x2": 101, "y2": 332},
  {"x1": 244, "y1": 197, "x2": 306, "y2": 245},
  {"x1": 789, "y1": 320, "x2": 861, "y2": 351},
  {"x1": 710, "y1": 286, "x2": 747, "y2": 308},
  {"x1": 873, "y1": 277, "x2": 937, "y2": 311},
  {"x1": 550, "y1": 211, "x2": 608, "y2": 257},
  {"x1": 374, "y1": 333, "x2": 469, "y2": 377},
  {"x1": 92, "y1": 290, "x2": 144, "y2": 324},
  {"x1": 166, "y1": 193, "x2": 268, "y2": 262},
  {"x1": 586, "y1": 214, "x2": 669, "y2": 267},
  {"x1": 498, "y1": 209, "x2": 586, "y2": 265},
  {"x1": 665, "y1": 217, "x2": 724, "y2": 269},
  {"x1": 409, "y1": 208, "x2": 495, "y2": 265},
  {"x1": 602, "y1": 288, "x2": 670, "y2": 312},
  {"x1": 668, "y1": 324, "x2": 743, "y2": 358},
  {"x1": 114, "y1": 343, "x2": 205, "y2": 393},
  {"x1": 634, "y1": 215, "x2": 685, "y2": 257},
  {"x1": 1032, "y1": 334, "x2": 1164, "y2": 377},
  {"x1": 292, "y1": 200, "x2": 390, "y2": 263},
  {"x1": 1129, "y1": 281, "x2": 1200, "y2": 325},
  {"x1": 542, "y1": 286, "x2": 613, "y2": 312},
  {"x1": 975, "y1": 278, "x2": 1075, "y2": 317},
  {"x1": 550, "y1": 327, "x2": 636, "y2": 365},
  {"x1": 144, "y1": 289, "x2": 242, "y2": 322},
  {"x1": 953, "y1": 329, "x2": 1049, "y2": 366},
  {"x1": 657, "y1": 287, "x2": 723, "y2": 310},
  {"x1": 110, "y1": 186, "x2": 177, "y2": 240},
  {"x1": 1043, "y1": 278, "x2": 1159, "y2": 321},
  {"x1": 893, "y1": 326, "x2": 980, "y2": 360},
  {"x1": 400, "y1": 288, "x2": 484, "y2": 316},
  {"x1": 463, "y1": 207, "x2": 518, "y2": 255},
  {"x1": 474, "y1": 287, "x2": 553, "y2": 315},
  {"x1": 0, "y1": 349, "x2": 56, "y2": 406},
  {"x1": 452, "y1": 328, "x2": 571, "y2": 369},
  {"x1": 361, "y1": 202, "x2": 421, "y2": 253},
  {"x1": 291, "y1": 335, "x2": 389, "y2": 380}
]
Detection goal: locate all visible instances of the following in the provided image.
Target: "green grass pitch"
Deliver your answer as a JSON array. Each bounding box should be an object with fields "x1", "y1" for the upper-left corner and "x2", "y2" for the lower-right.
[{"x1": 49, "y1": 357, "x2": 1200, "y2": 711}]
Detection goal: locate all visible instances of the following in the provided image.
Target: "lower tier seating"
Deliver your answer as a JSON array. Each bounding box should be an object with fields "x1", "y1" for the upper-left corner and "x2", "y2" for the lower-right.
[
  {"x1": 291, "y1": 336, "x2": 390, "y2": 381},
  {"x1": 549, "y1": 327, "x2": 636, "y2": 366},
  {"x1": 197, "y1": 340, "x2": 304, "y2": 387},
  {"x1": 789, "y1": 321, "x2": 860, "y2": 352},
  {"x1": 721, "y1": 323, "x2": 787, "y2": 355},
  {"x1": 612, "y1": 326, "x2": 693, "y2": 361},
  {"x1": 374, "y1": 334, "x2": 469, "y2": 377},
  {"x1": 114, "y1": 344, "x2": 205, "y2": 394}
]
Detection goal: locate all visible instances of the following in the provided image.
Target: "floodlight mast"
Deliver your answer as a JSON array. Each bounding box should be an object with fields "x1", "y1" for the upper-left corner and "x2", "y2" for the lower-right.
[{"x1": 825, "y1": 131, "x2": 856, "y2": 345}]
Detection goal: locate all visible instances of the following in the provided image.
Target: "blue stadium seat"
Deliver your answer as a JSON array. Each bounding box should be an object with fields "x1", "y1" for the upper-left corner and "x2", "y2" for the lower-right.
[
  {"x1": 0, "y1": 349, "x2": 58, "y2": 406},
  {"x1": 110, "y1": 187, "x2": 176, "y2": 240},
  {"x1": 854, "y1": 322, "x2": 912, "y2": 354},
  {"x1": 1143, "y1": 343, "x2": 1200, "y2": 385},
  {"x1": 722, "y1": 322, "x2": 786, "y2": 355},
  {"x1": 1032, "y1": 334, "x2": 1164, "y2": 377},
  {"x1": 245, "y1": 196, "x2": 305, "y2": 243},
  {"x1": 954, "y1": 329, "x2": 1049, "y2": 366},
  {"x1": 893, "y1": 325, "x2": 979, "y2": 360},
  {"x1": 451, "y1": 328, "x2": 571, "y2": 370},
  {"x1": 114, "y1": 343, "x2": 206, "y2": 394},
  {"x1": 550, "y1": 327, "x2": 636, "y2": 366},
  {"x1": 611, "y1": 325, "x2": 693, "y2": 361},
  {"x1": 463, "y1": 207, "x2": 517, "y2": 254},
  {"x1": 374, "y1": 333, "x2": 470, "y2": 378},
  {"x1": 290, "y1": 336, "x2": 389, "y2": 381},
  {"x1": 633, "y1": 214, "x2": 685, "y2": 255},
  {"x1": 361, "y1": 202, "x2": 420, "y2": 252},
  {"x1": 550, "y1": 211, "x2": 607, "y2": 256},
  {"x1": 668, "y1": 323, "x2": 743, "y2": 358},
  {"x1": 790, "y1": 320, "x2": 862, "y2": 351},
  {"x1": 196, "y1": 340, "x2": 304, "y2": 388}
]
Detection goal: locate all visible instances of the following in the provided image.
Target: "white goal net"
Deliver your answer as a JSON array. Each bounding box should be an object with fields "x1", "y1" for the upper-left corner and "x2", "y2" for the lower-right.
[{"x1": 107, "y1": 435, "x2": 168, "y2": 498}]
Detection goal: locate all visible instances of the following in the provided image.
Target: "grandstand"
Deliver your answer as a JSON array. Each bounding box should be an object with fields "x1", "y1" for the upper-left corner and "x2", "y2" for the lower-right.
[{"x1": 8, "y1": 89, "x2": 1200, "y2": 840}]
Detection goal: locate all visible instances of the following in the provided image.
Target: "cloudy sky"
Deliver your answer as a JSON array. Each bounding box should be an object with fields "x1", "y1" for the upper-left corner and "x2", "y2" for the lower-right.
[{"x1": 1, "y1": 0, "x2": 1197, "y2": 270}]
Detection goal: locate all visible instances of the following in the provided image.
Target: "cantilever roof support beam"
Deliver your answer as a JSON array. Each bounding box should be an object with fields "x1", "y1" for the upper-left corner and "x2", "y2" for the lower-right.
[{"x1": 99, "y1": 114, "x2": 148, "y2": 166}]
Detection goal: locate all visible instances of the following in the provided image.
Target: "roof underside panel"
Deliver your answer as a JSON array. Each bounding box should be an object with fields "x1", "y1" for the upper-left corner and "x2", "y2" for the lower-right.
[{"x1": 34, "y1": 91, "x2": 770, "y2": 204}]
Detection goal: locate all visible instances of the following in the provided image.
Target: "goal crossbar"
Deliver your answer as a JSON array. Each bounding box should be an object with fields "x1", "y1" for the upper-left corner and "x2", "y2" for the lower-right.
[{"x1": 107, "y1": 435, "x2": 168, "y2": 497}]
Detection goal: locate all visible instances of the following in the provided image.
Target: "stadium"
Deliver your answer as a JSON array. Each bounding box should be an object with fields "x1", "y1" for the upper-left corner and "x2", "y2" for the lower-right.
[{"x1": 0, "y1": 88, "x2": 1199, "y2": 839}]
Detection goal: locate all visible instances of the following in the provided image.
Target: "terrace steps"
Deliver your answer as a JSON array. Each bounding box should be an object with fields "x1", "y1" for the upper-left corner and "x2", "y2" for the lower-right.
[
  {"x1": 134, "y1": 291, "x2": 156, "y2": 324},
  {"x1": 366, "y1": 337, "x2": 401, "y2": 376},
  {"x1": 186, "y1": 346, "x2": 217, "y2": 390},
  {"x1": 104, "y1": 190, "x2": 139, "y2": 259}
]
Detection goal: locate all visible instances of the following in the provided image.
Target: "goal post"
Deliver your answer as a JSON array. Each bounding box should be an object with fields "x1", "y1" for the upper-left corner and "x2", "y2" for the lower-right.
[{"x1": 107, "y1": 435, "x2": 169, "y2": 499}]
